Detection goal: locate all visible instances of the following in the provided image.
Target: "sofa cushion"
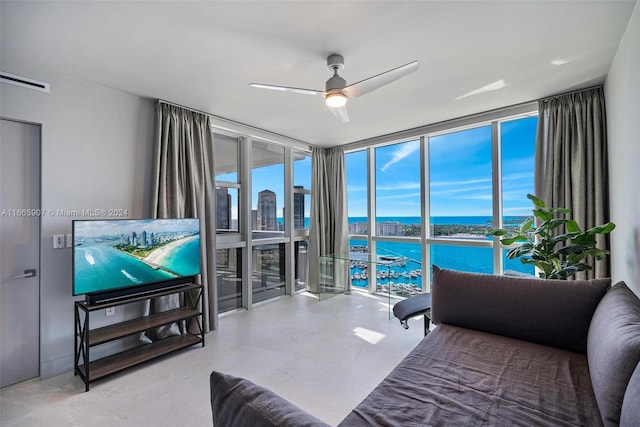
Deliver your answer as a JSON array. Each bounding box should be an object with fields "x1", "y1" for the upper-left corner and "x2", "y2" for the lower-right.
[
  {"x1": 340, "y1": 324, "x2": 602, "y2": 426},
  {"x1": 588, "y1": 282, "x2": 640, "y2": 426},
  {"x1": 431, "y1": 266, "x2": 610, "y2": 353},
  {"x1": 210, "y1": 371, "x2": 330, "y2": 427},
  {"x1": 620, "y1": 362, "x2": 640, "y2": 427}
]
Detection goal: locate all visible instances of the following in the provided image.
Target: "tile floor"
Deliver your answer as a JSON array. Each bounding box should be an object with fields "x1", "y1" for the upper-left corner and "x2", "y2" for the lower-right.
[{"x1": 0, "y1": 291, "x2": 425, "y2": 426}]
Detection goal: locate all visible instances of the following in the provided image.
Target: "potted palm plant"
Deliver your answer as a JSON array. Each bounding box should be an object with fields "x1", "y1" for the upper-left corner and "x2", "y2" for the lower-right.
[{"x1": 490, "y1": 194, "x2": 615, "y2": 279}]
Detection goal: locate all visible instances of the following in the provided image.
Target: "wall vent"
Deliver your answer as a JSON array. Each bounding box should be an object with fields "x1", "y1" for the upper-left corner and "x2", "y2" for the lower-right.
[{"x1": 0, "y1": 71, "x2": 50, "y2": 93}]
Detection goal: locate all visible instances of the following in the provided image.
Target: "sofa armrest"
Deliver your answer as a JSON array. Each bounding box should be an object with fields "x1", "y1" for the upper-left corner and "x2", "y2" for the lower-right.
[{"x1": 430, "y1": 266, "x2": 610, "y2": 353}]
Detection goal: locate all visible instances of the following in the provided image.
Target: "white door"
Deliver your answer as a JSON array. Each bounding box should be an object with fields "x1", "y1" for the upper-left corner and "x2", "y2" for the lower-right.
[{"x1": 0, "y1": 118, "x2": 41, "y2": 387}]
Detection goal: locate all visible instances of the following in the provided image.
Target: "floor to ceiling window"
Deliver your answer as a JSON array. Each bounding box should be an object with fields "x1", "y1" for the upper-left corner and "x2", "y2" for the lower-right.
[
  {"x1": 428, "y1": 125, "x2": 494, "y2": 275},
  {"x1": 375, "y1": 140, "x2": 423, "y2": 297},
  {"x1": 293, "y1": 153, "x2": 311, "y2": 291},
  {"x1": 216, "y1": 248, "x2": 242, "y2": 312},
  {"x1": 214, "y1": 135, "x2": 240, "y2": 234},
  {"x1": 345, "y1": 107, "x2": 538, "y2": 294},
  {"x1": 500, "y1": 116, "x2": 537, "y2": 275},
  {"x1": 213, "y1": 130, "x2": 311, "y2": 311},
  {"x1": 251, "y1": 243, "x2": 285, "y2": 303},
  {"x1": 214, "y1": 134, "x2": 243, "y2": 312},
  {"x1": 251, "y1": 141, "x2": 285, "y2": 239},
  {"x1": 345, "y1": 150, "x2": 369, "y2": 290},
  {"x1": 251, "y1": 140, "x2": 286, "y2": 301}
]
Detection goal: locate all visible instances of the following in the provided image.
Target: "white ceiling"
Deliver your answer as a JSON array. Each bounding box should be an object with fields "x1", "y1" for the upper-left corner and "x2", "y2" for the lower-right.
[{"x1": 1, "y1": 1, "x2": 636, "y2": 147}]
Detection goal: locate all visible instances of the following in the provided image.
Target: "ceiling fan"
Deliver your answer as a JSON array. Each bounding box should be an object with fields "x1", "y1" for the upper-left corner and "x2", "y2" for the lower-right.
[{"x1": 250, "y1": 54, "x2": 419, "y2": 123}]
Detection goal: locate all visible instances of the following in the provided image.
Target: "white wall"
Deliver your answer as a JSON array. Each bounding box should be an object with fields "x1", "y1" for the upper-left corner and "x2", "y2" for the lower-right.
[
  {"x1": 605, "y1": 0, "x2": 640, "y2": 295},
  {"x1": 0, "y1": 61, "x2": 154, "y2": 378}
]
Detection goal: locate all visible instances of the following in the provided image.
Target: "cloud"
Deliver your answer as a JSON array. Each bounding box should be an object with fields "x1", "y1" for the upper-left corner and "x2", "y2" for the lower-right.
[
  {"x1": 376, "y1": 181, "x2": 421, "y2": 191},
  {"x1": 346, "y1": 184, "x2": 367, "y2": 192},
  {"x1": 430, "y1": 177, "x2": 492, "y2": 188},
  {"x1": 380, "y1": 140, "x2": 420, "y2": 172},
  {"x1": 377, "y1": 191, "x2": 421, "y2": 201},
  {"x1": 460, "y1": 193, "x2": 493, "y2": 201},
  {"x1": 430, "y1": 183, "x2": 492, "y2": 197}
]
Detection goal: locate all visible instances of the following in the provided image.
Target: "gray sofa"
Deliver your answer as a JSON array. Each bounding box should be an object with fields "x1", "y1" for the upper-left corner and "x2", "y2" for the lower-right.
[{"x1": 210, "y1": 267, "x2": 640, "y2": 426}]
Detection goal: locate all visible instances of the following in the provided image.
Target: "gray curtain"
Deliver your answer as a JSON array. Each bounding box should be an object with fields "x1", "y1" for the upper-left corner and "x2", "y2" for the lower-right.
[
  {"x1": 534, "y1": 86, "x2": 610, "y2": 279},
  {"x1": 150, "y1": 102, "x2": 217, "y2": 331},
  {"x1": 308, "y1": 146, "x2": 349, "y2": 293}
]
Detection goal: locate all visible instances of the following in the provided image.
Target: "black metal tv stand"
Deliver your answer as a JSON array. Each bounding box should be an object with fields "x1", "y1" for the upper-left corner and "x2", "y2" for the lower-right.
[{"x1": 74, "y1": 283, "x2": 204, "y2": 391}]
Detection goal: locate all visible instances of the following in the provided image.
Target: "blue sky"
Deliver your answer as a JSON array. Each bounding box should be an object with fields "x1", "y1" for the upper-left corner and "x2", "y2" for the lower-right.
[
  {"x1": 347, "y1": 115, "x2": 537, "y2": 217},
  {"x1": 218, "y1": 116, "x2": 537, "y2": 220}
]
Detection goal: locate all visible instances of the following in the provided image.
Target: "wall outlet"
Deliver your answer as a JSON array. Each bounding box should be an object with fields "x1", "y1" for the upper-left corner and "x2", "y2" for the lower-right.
[
  {"x1": 53, "y1": 235, "x2": 65, "y2": 249},
  {"x1": 66, "y1": 233, "x2": 72, "y2": 248},
  {"x1": 105, "y1": 307, "x2": 116, "y2": 317}
]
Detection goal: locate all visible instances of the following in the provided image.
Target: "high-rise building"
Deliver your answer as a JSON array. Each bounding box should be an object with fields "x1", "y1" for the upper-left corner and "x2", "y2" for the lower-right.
[
  {"x1": 377, "y1": 222, "x2": 403, "y2": 236},
  {"x1": 293, "y1": 185, "x2": 304, "y2": 229},
  {"x1": 257, "y1": 190, "x2": 277, "y2": 231},
  {"x1": 349, "y1": 222, "x2": 369, "y2": 235},
  {"x1": 216, "y1": 187, "x2": 232, "y2": 230},
  {"x1": 252, "y1": 210, "x2": 258, "y2": 230}
]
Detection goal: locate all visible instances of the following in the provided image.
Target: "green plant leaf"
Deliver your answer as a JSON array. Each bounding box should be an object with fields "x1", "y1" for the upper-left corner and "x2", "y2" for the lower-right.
[
  {"x1": 489, "y1": 229, "x2": 509, "y2": 236},
  {"x1": 580, "y1": 248, "x2": 610, "y2": 259},
  {"x1": 507, "y1": 245, "x2": 534, "y2": 259},
  {"x1": 547, "y1": 219, "x2": 571, "y2": 230},
  {"x1": 565, "y1": 220, "x2": 582, "y2": 233},
  {"x1": 519, "y1": 217, "x2": 533, "y2": 232},
  {"x1": 572, "y1": 233, "x2": 597, "y2": 246},
  {"x1": 533, "y1": 209, "x2": 552, "y2": 222},
  {"x1": 588, "y1": 222, "x2": 616, "y2": 234},
  {"x1": 527, "y1": 194, "x2": 547, "y2": 208},
  {"x1": 557, "y1": 244, "x2": 592, "y2": 258},
  {"x1": 552, "y1": 233, "x2": 579, "y2": 244}
]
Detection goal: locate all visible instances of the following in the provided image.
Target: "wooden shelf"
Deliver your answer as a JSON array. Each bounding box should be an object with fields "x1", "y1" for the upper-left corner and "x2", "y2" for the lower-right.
[
  {"x1": 87, "y1": 308, "x2": 201, "y2": 346},
  {"x1": 74, "y1": 284, "x2": 204, "y2": 391},
  {"x1": 78, "y1": 334, "x2": 202, "y2": 381}
]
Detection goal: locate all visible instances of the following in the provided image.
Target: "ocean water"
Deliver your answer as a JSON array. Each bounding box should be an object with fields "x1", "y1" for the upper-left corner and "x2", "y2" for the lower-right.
[
  {"x1": 156, "y1": 236, "x2": 201, "y2": 276},
  {"x1": 347, "y1": 216, "x2": 534, "y2": 290},
  {"x1": 74, "y1": 236, "x2": 201, "y2": 295},
  {"x1": 348, "y1": 216, "x2": 524, "y2": 225},
  {"x1": 74, "y1": 238, "x2": 175, "y2": 294}
]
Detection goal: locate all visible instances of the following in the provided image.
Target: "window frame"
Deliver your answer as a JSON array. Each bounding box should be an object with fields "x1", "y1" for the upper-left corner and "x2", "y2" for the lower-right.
[{"x1": 344, "y1": 104, "x2": 538, "y2": 294}]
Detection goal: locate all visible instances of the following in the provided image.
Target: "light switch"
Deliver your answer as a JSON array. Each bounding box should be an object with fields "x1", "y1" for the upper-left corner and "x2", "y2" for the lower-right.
[{"x1": 53, "y1": 235, "x2": 65, "y2": 249}]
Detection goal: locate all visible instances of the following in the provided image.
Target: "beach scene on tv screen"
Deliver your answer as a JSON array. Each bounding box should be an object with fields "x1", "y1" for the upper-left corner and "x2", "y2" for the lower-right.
[{"x1": 74, "y1": 219, "x2": 200, "y2": 295}]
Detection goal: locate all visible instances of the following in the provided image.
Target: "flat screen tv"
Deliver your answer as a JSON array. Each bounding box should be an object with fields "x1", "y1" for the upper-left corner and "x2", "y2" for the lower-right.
[{"x1": 73, "y1": 218, "x2": 201, "y2": 303}]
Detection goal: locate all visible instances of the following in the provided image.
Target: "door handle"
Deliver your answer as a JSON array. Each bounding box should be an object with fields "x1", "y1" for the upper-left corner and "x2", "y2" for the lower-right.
[{"x1": 11, "y1": 269, "x2": 36, "y2": 279}]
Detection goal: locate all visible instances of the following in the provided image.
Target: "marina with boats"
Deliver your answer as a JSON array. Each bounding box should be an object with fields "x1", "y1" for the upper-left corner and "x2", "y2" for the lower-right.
[{"x1": 347, "y1": 246, "x2": 423, "y2": 297}]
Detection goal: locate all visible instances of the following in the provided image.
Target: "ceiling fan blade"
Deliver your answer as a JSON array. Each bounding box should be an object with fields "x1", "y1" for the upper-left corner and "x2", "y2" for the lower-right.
[
  {"x1": 329, "y1": 104, "x2": 350, "y2": 123},
  {"x1": 249, "y1": 83, "x2": 323, "y2": 96},
  {"x1": 343, "y1": 60, "x2": 419, "y2": 98}
]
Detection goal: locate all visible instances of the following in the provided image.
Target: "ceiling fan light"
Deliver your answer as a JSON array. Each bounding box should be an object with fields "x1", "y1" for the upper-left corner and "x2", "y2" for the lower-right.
[{"x1": 325, "y1": 92, "x2": 347, "y2": 108}]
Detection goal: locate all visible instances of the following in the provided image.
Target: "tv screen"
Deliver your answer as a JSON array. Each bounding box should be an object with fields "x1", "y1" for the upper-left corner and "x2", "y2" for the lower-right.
[{"x1": 73, "y1": 218, "x2": 201, "y2": 297}]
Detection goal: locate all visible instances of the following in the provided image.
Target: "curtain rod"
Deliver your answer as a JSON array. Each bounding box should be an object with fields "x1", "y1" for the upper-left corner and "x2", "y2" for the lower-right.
[
  {"x1": 157, "y1": 99, "x2": 310, "y2": 149},
  {"x1": 538, "y1": 84, "x2": 603, "y2": 102}
]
